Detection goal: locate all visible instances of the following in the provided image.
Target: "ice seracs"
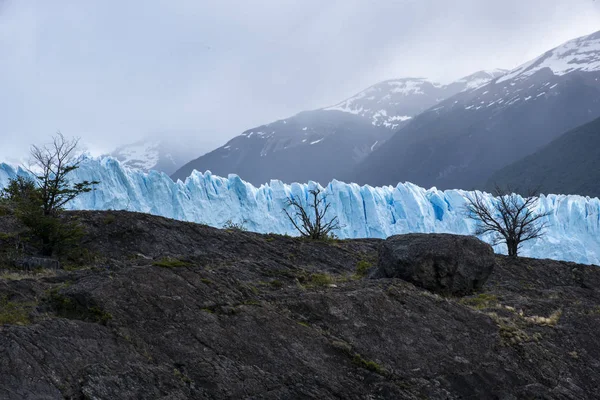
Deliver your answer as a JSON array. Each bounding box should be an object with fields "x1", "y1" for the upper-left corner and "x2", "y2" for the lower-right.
[{"x1": 1, "y1": 157, "x2": 599, "y2": 266}]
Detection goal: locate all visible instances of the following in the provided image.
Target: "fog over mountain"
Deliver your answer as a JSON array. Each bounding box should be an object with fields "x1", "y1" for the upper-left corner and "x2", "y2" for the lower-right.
[{"x1": 0, "y1": 0, "x2": 599, "y2": 162}]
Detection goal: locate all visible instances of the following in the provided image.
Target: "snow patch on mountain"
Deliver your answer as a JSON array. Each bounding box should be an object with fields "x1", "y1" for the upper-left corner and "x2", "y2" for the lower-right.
[
  {"x1": 324, "y1": 72, "x2": 506, "y2": 129},
  {"x1": 110, "y1": 140, "x2": 161, "y2": 172},
  {"x1": 457, "y1": 69, "x2": 508, "y2": 90},
  {"x1": 498, "y1": 31, "x2": 600, "y2": 83}
]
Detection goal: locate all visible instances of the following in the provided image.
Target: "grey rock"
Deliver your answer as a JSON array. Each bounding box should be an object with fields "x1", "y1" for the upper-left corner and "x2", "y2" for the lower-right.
[
  {"x1": 372, "y1": 233, "x2": 496, "y2": 295},
  {"x1": 0, "y1": 211, "x2": 599, "y2": 399},
  {"x1": 15, "y1": 256, "x2": 60, "y2": 271}
]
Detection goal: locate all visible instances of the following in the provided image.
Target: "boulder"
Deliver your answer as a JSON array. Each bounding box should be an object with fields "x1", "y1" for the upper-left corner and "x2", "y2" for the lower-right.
[{"x1": 371, "y1": 233, "x2": 496, "y2": 295}]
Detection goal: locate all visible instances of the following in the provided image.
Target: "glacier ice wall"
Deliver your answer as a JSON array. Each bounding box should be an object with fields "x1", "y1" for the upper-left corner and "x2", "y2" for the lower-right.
[{"x1": 1, "y1": 157, "x2": 599, "y2": 265}]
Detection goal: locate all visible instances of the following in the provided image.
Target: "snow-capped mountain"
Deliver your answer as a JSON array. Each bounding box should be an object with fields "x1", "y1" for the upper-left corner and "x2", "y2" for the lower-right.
[
  {"x1": 497, "y1": 31, "x2": 600, "y2": 82},
  {"x1": 110, "y1": 140, "x2": 164, "y2": 172},
  {"x1": 324, "y1": 70, "x2": 507, "y2": 130},
  {"x1": 172, "y1": 70, "x2": 506, "y2": 185},
  {"x1": 110, "y1": 138, "x2": 204, "y2": 176},
  {"x1": 352, "y1": 30, "x2": 600, "y2": 191}
]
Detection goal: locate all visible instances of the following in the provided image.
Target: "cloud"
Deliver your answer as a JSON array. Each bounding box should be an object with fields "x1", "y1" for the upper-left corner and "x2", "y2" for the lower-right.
[{"x1": 0, "y1": 0, "x2": 599, "y2": 160}]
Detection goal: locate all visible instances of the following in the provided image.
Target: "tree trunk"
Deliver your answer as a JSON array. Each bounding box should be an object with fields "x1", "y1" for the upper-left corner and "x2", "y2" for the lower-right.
[{"x1": 507, "y1": 240, "x2": 518, "y2": 257}]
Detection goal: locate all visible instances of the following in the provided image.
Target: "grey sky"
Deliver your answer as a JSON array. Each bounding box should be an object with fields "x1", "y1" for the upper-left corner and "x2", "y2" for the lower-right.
[{"x1": 1, "y1": 0, "x2": 599, "y2": 162}]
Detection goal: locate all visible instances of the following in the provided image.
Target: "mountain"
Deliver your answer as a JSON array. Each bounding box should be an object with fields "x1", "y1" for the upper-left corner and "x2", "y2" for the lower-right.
[
  {"x1": 109, "y1": 138, "x2": 204, "y2": 175},
  {"x1": 322, "y1": 70, "x2": 507, "y2": 129},
  {"x1": 488, "y1": 115, "x2": 600, "y2": 197},
  {"x1": 171, "y1": 70, "x2": 507, "y2": 185},
  {"x1": 3, "y1": 157, "x2": 600, "y2": 265},
  {"x1": 351, "y1": 30, "x2": 600, "y2": 190}
]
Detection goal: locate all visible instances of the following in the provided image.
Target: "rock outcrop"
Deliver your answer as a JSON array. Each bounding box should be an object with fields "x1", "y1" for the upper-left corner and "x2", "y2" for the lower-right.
[
  {"x1": 0, "y1": 211, "x2": 599, "y2": 399},
  {"x1": 371, "y1": 233, "x2": 496, "y2": 295}
]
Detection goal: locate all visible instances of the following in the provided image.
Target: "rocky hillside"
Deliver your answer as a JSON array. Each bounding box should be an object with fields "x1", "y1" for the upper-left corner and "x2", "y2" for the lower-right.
[{"x1": 1, "y1": 211, "x2": 600, "y2": 399}]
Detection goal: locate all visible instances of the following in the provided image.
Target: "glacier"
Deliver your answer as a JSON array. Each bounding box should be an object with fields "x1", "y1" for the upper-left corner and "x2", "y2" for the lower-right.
[{"x1": 1, "y1": 157, "x2": 599, "y2": 266}]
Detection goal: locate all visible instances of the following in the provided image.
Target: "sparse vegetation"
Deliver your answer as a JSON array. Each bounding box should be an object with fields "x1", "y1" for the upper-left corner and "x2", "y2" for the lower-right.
[
  {"x1": 270, "y1": 279, "x2": 284, "y2": 288},
  {"x1": 283, "y1": 188, "x2": 340, "y2": 240},
  {"x1": 0, "y1": 269, "x2": 58, "y2": 281},
  {"x1": 524, "y1": 309, "x2": 562, "y2": 327},
  {"x1": 465, "y1": 185, "x2": 551, "y2": 257},
  {"x1": 460, "y1": 293, "x2": 498, "y2": 310},
  {"x1": 45, "y1": 287, "x2": 112, "y2": 325},
  {"x1": 308, "y1": 273, "x2": 335, "y2": 287},
  {"x1": 103, "y1": 214, "x2": 116, "y2": 225},
  {"x1": 0, "y1": 296, "x2": 35, "y2": 325},
  {"x1": 1, "y1": 133, "x2": 99, "y2": 257},
  {"x1": 173, "y1": 368, "x2": 192, "y2": 384},
  {"x1": 352, "y1": 354, "x2": 385, "y2": 374},
  {"x1": 153, "y1": 258, "x2": 192, "y2": 268},
  {"x1": 222, "y1": 218, "x2": 248, "y2": 231},
  {"x1": 354, "y1": 260, "x2": 373, "y2": 278}
]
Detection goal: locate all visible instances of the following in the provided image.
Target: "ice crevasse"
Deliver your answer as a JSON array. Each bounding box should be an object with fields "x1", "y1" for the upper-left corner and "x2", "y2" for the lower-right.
[{"x1": 0, "y1": 157, "x2": 599, "y2": 265}]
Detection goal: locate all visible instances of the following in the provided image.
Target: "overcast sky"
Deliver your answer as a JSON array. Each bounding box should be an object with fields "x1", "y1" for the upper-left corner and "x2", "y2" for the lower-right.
[{"x1": 1, "y1": 0, "x2": 599, "y2": 162}]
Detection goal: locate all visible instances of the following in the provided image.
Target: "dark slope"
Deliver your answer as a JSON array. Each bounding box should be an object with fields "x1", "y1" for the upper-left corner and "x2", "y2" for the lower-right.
[
  {"x1": 351, "y1": 69, "x2": 600, "y2": 190},
  {"x1": 1, "y1": 210, "x2": 600, "y2": 399},
  {"x1": 488, "y1": 115, "x2": 600, "y2": 197},
  {"x1": 351, "y1": 31, "x2": 600, "y2": 190},
  {"x1": 172, "y1": 110, "x2": 392, "y2": 185}
]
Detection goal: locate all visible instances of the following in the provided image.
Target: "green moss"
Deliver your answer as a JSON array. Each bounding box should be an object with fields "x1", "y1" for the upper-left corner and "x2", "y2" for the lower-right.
[
  {"x1": 270, "y1": 280, "x2": 284, "y2": 288},
  {"x1": 354, "y1": 260, "x2": 373, "y2": 278},
  {"x1": 201, "y1": 278, "x2": 213, "y2": 285},
  {"x1": 297, "y1": 321, "x2": 310, "y2": 328},
  {"x1": 200, "y1": 307, "x2": 215, "y2": 314},
  {"x1": 173, "y1": 368, "x2": 192, "y2": 384},
  {"x1": 0, "y1": 296, "x2": 34, "y2": 325},
  {"x1": 460, "y1": 293, "x2": 498, "y2": 310},
  {"x1": 0, "y1": 205, "x2": 13, "y2": 216},
  {"x1": 103, "y1": 214, "x2": 116, "y2": 225},
  {"x1": 87, "y1": 306, "x2": 113, "y2": 324},
  {"x1": 0, "y1": 232, "x2": 16, "y2": 241},
  {"x1": 352, "y1": 354, "x2": 385, "y2": 374},
  {"x1": 45, "y1": 285, "x2": 112, "y2": 325},
  {"x1": 308, "y1": 273, "x2": 334, "y2": 287},
  {"x1": 153, "y1": 258, "x2": 192, "y2": 268}
]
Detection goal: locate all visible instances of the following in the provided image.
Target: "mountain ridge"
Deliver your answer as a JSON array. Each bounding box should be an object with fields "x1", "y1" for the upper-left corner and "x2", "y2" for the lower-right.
[
  {"x1": 350, "y1": 30, "x2": 600, "y2": 190},
  {"x1": 171, "y1": 70, "x2": 506, "y2": 184}
]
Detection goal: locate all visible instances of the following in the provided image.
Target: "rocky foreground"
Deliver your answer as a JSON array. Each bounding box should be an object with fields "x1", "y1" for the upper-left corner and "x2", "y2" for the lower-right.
[{"x1": 0, "y1": 211, "x2": 599, "y2": 399}]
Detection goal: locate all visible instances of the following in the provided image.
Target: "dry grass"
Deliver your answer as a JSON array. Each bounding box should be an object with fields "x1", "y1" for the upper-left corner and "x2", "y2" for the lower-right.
[{"x1": 0, "y1": 269, "x2": 58, "y2": 281}]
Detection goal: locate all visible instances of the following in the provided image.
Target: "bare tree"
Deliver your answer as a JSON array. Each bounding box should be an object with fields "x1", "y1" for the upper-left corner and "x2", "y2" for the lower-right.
[
  {"x1": 284, "y1": 188, "x2": 340, "y2": 240},
  {"x1": 465, "y1": 185, "x2": 551, "y2": 257},
  {"x1": 29, "y1": 132, "x2": 98, "y2": 216}
]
